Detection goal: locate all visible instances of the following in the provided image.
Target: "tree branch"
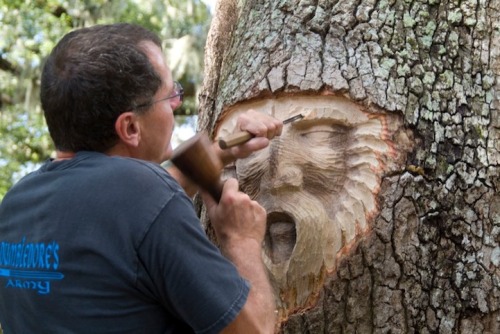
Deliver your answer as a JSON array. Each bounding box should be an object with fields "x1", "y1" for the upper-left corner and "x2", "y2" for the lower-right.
[{"x1": 0, "y1": 58, "x2": 20, "y2": 75}]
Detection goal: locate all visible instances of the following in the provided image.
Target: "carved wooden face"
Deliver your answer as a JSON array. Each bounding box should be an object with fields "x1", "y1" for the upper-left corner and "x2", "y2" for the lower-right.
[{"x1": 217, "y1": 96, "x2": 393, "y2": 310}]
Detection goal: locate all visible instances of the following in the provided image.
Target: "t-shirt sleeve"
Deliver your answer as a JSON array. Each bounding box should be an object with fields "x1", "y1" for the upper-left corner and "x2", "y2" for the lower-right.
[{"x1": 136, "y1": 192, "x2": 250, "y2": 334}]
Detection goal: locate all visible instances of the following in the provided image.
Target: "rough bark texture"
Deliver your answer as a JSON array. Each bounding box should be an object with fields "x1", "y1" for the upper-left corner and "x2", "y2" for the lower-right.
[{"x1": 199, "y1": 0, "x2": 500, "y2": 333}]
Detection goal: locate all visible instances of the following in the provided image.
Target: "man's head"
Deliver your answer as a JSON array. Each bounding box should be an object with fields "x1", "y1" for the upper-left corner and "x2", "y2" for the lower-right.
[{"x1": 41, "y1": 23, "x2": 179, "y2": 162}]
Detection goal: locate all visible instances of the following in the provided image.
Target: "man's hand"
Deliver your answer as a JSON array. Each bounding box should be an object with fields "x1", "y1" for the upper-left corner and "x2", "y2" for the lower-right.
[
  {"x1": 216, "y1": 110, "x2": 283, "y2": 165},
  {"x1": 202, "y1": 178, "x2": 276, "y2": 333},
  {"x1": 203, "y1": 178, "x2": 266, "y2": 246}
]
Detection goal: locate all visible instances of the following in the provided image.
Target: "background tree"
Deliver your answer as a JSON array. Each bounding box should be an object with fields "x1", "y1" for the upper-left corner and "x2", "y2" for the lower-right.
[
  {"x1": 0, "y1": 0, "x2": 211, "y2": 199},
  {"x1": 199, "y1": 0, "x2": 499, "y2": 333}
]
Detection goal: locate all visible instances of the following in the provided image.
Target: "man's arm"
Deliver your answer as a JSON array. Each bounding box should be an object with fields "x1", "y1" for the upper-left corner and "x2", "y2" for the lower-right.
[
  {"x1": 202, "y1": 179, "x2": 276, "y2": 333},
  {"x1": 168, "y1": 110, "x2": 281, "y2": 331}
]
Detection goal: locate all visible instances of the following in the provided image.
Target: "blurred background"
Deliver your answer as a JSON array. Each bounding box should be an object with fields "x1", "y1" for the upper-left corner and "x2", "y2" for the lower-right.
[{"x1": 0, "y1": 0, "x2": 216, "y2": 199}]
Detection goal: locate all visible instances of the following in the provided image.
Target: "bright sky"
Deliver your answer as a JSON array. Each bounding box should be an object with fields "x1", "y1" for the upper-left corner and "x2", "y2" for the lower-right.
[
  {"x1": 171, "y1": 0, "x2": 218, "y2": 148},
  {"x1": 202, "y1": 0, "x2": 217, "y2": 12}
]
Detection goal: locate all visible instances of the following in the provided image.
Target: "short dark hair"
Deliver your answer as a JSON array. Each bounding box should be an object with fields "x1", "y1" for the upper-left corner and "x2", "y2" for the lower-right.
[{"x1": 40, "y1": 23, "x2": 163, "y2": 153}]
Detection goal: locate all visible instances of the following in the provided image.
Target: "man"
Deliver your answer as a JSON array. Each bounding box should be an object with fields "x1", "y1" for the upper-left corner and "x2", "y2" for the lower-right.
[{"x1": 0, "y1": 23, "x2": 282, "y2": 333}]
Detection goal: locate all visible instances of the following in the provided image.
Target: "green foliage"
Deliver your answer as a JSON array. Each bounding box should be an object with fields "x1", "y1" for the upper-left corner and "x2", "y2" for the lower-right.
[
  {"x1": 0, "y1": 102, "x2": 51, "y2": 196},
  {"x1": 0, "y1": 0, "x2": 211, "y2": 200}
]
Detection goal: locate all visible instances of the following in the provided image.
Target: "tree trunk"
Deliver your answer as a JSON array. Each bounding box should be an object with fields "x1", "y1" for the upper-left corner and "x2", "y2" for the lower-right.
[{"x1": 198, "y1": 0, "x2": 500, "y2": 333}]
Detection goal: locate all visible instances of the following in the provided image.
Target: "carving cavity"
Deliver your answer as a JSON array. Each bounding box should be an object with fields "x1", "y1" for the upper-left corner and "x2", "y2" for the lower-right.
[{"x1": 264, "y1": 212, "x2": 297, "y2": 264}]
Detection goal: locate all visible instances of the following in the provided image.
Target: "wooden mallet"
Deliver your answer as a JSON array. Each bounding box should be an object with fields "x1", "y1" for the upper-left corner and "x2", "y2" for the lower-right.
[{"x1": 170, "y1": 132, "x2": 224, "y2": 202}]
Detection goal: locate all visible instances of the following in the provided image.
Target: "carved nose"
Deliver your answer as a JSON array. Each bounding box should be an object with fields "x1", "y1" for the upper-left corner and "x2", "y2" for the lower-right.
[{"x1": 271, "y1": 164, "x2": 303, "y2": 190}]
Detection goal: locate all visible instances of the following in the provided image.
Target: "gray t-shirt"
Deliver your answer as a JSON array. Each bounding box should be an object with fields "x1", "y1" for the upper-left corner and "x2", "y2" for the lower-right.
[{"x1": 0, "y1": 151, "x2": 249, "y2": 333}]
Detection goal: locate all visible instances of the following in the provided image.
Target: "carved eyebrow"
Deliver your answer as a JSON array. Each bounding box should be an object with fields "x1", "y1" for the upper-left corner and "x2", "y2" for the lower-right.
[{"x1": 291, "y1": 116, "x2": 352, "y2": 129}]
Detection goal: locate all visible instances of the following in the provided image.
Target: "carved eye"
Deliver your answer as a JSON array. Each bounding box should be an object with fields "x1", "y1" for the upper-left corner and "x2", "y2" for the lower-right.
[
  {"x1": 299, "y1": 124, "x2": 349, "y2": 145},
  {"x1": 301, "y1": 130, "x2": 336, "y2": 141}
]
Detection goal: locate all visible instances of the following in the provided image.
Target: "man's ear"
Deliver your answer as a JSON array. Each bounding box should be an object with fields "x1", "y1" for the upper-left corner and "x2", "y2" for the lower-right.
[{"x1": 115, "y1": 112, "x2": 140, "y2": 147}]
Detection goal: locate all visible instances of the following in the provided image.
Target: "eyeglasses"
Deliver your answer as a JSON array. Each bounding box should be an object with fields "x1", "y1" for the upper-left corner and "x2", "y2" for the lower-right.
[{"x1": 135, "y1": 81, "x2": 184, "y2": 110}]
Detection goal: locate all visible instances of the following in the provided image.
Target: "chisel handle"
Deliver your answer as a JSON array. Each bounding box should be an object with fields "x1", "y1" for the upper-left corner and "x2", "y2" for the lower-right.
[{"x1": 218, "y1": 131, "x2": 254, "y2": 149}]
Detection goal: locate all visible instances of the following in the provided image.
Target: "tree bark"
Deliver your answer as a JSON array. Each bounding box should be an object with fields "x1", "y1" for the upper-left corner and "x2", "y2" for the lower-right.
[{"x1": 199, "y1": 0, "x2": 500, "y2": 332}]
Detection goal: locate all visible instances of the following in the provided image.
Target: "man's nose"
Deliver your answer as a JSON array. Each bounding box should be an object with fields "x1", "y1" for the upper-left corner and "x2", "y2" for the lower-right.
[{"x1": 169, "y1": 99, "x2": 182, "y2": 110}]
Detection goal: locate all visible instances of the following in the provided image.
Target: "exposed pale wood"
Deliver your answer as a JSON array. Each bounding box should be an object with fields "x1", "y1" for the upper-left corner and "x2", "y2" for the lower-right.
[{"x1": 215, "y1": 95, "x2": 411, "y2": 315}]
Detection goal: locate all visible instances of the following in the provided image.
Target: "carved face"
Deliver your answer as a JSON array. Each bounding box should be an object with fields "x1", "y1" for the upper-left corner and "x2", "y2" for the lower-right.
[{"x1": 217, "y1": 96, "x2": 393, "y2": 310}]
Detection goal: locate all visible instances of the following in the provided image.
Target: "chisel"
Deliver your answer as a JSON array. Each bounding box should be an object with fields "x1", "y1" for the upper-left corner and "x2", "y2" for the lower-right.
[{"x1": 218, "y1": 113, "x2": 304, "y2": 149}]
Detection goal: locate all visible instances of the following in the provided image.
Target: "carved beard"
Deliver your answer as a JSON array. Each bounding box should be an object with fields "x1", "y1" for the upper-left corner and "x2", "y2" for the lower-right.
[
  {"x1": 255, "y1": 193, "x2": 341, "y2": 310},
  {"x1": 235, "y1": 132, "x2": 348, "y2": 310}
]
